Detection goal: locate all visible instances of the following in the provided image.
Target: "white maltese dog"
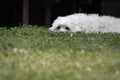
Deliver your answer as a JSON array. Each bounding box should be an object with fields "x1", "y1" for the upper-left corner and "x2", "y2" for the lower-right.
[{"x1": 49, "y1": 13, "x2": 120, "y2": 33}]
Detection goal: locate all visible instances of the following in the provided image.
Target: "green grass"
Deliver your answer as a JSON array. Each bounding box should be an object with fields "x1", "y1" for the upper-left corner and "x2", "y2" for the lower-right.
[{"x1": 0, "y1": 26, "x2": 120, "y2": 80}]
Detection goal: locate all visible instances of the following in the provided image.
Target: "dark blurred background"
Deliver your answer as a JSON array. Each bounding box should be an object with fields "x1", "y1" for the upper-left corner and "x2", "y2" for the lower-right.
[{"x1": 0, "y1": 0, "x2": 120, "y2": 27}]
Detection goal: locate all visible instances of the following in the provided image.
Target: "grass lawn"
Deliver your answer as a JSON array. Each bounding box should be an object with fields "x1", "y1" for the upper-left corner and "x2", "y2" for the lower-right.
[{"x1": 0, "y1": 26, "x2": 120, "y2": 80}]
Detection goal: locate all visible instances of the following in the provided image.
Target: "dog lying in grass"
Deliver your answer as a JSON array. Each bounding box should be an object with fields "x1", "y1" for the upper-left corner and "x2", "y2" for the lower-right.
[{"x1": 49, "y1": 13, "x2": 120, "y2": 33}]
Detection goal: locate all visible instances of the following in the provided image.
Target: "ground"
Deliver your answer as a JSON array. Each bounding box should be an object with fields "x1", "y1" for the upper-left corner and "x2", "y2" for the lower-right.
[{"x1": 0, "y1": 26, "x2": 120, "y2": 80}]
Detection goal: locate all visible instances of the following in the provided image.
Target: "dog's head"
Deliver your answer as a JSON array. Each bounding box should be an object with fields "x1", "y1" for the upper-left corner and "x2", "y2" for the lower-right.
[
  {"x1": 49, "y1": 16, "x2": 76, "y2": 32},
  {"x1": 49, "y1": 15, "x2": 82, "y2": 33},
  {"x1": 49, "y1": 24, "x2": 71, "y2": 32}
]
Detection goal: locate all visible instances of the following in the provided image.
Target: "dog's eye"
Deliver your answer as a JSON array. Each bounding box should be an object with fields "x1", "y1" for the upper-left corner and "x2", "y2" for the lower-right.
[
  {"x1": 57, "y1": 26, "x2": 60, "y2": 29},
  {"x1": 65, "y1": 27, "x2": 70, "y2": 30}
]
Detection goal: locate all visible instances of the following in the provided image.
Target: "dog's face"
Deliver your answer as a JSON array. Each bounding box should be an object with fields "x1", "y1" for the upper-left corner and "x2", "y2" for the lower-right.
[
  {"x1": 49, "y1": 16, "x2": 72, "y2": 32},
  {"x1": 53, "y1": 24, "x2": 71, "y2": 32},
  {"x1": 49, "y1": 16, "x2": 80, "y2": 32},
  {"x1": 49, "y1": 24, "x2": 81, "y2": 33}
]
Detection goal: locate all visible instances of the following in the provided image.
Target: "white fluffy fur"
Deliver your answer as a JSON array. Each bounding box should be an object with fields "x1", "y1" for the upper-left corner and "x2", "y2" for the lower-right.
[{"x1": 49, "y1": 13, "x2": 120, "y2": 33}]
